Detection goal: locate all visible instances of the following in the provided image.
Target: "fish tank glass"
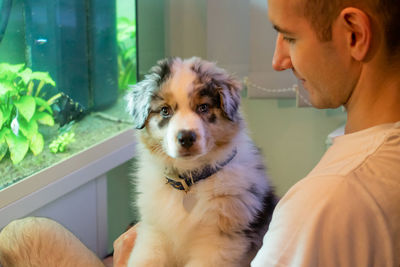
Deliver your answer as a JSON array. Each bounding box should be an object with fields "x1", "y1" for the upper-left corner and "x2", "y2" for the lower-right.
[{"x1": 0, "y1": 0, "x2": 137, "y2": 190}]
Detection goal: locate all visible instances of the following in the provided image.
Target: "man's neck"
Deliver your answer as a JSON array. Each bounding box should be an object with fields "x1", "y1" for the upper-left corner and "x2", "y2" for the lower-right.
[{"x1": 344, "y1": 64, "x2": 400, "y2": 134}]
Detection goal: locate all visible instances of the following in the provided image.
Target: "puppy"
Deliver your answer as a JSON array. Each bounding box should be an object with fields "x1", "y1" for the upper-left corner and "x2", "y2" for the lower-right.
[{"x1": 125, "y1": 57, "x2": 276, "y2": 267}]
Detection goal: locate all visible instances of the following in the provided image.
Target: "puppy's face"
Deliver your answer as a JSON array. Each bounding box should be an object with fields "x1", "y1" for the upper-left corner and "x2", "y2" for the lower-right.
[{"x1": 126, "y1": 57, "x2": 241, "y2": 160}]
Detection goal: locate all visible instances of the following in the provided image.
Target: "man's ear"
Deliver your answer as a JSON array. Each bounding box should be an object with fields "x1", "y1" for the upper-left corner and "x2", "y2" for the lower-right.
[{"x1": 338, "y1": 7, "x2": 372, "y2": 61}]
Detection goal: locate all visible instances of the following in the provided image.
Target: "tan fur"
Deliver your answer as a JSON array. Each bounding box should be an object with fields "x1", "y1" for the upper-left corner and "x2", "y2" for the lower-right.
[{"x1": 0, "y1": 217, "x2": 104, "y2": 267}]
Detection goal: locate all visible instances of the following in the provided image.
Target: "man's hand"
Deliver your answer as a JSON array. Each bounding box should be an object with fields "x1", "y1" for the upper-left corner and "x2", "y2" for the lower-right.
[{"x1": 113, "y1": 223, "x2": 138, "y2": 267}]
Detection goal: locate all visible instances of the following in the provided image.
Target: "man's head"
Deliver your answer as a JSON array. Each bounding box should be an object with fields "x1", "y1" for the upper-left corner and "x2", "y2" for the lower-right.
[
  {"x1": 268, "y1": 0, "x2": 399, "y2": 110},
  {"x1": 300, "y1": 0, "x2": 400, "y2": 57}
]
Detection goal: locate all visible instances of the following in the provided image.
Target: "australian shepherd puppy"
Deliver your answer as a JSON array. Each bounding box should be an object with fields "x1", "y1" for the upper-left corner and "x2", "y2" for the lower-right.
[{"x1": 125, "y1": 57, "x2": 276, "y2": 267}]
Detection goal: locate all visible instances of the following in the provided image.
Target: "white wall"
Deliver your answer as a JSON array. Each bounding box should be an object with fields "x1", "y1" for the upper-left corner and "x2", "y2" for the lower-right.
[
  {"x1": 249, "y1": 0, "x2": 298, "y2": 93},
  {"x1": 164, "y1": 0, "x2": 297, "y2": 88},
  {"x1": 165, "y1": 0, "x2": 207, "y2": 58},
  {"x1": 206, "y1": 0, "x2": 250, "y2": 76}
]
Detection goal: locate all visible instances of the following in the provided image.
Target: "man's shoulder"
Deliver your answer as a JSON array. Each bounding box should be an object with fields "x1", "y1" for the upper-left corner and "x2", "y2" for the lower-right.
[
  {"x1": 275, "y1": 173, "x2": 380, "y2": 224},
  {"x1": 308, "y1": 122, "x2": 400, "y2": 178},
  {"x1": 280, "y1": 174, "x2": 347, "y2": 207}
]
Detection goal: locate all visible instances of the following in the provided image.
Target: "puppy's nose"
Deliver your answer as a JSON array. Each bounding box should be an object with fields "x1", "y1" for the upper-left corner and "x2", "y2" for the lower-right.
[{"x1": 177, "y1": 130, "x2": 197, "y2": 148}]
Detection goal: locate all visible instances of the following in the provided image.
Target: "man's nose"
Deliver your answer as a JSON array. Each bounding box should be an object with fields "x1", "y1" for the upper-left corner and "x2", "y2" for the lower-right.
[{"x1": 272, "y1": 34, "x2": 293, "y2": 71}]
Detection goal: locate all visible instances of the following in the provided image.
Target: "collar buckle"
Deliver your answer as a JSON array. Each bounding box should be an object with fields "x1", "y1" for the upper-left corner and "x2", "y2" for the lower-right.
[{"x1": 165, "y1": 169, "x2": 189, "y2": 192}]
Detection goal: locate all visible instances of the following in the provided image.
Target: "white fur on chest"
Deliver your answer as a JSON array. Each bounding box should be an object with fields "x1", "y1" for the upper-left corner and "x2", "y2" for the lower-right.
[{"x1": 131, "y1": 138, "x2": 270, "y2": 266}]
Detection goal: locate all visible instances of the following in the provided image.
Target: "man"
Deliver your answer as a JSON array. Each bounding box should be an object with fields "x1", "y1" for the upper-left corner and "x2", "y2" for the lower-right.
[{"x1": 251, "y1": 0, "x2": 400, "y2": 266}]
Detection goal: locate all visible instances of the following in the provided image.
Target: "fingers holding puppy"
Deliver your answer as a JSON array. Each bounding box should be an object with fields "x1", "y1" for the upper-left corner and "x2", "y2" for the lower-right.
[{"x1": 113, "y1": 223, "x2": 139, "y2": 267}]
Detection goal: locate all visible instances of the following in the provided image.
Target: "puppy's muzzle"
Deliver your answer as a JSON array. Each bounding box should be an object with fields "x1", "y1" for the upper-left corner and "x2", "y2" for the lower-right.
[{"x1": 177, "y1": 130, "x2": 197, "y2": 148}]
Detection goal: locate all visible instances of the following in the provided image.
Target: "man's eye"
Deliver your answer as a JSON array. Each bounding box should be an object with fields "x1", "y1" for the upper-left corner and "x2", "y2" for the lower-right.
[
  {"x1": 160, "y1": 106, "x2": 172, "y2": 118},
  {"x1": 283, "y1": 36, "x2": 296, "y2": 44},
  {"x1": 197, "y1": 103, "x2": 210, "y2": 114}
]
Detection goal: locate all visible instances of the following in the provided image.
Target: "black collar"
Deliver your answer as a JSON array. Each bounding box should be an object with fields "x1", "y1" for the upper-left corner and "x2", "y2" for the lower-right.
[{"x1": 165, "y1": 149, "x2": 237, "y2": 192}]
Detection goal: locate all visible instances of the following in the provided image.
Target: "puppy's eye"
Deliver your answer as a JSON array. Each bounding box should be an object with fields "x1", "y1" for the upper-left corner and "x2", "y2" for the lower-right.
[
  {"x1": 160, "y1": 106, "x2": 172, "y2": 118},
  {"x1": 197, "y1": 103, "x2": 210, "y2": 114}
]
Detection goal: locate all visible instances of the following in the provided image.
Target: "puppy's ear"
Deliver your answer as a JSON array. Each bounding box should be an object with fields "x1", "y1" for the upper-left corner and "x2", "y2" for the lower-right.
[
  {"x1": 125, "y1": 58, "x2": 175, "y2": 129},
  {"x1": 125, "y1": 79, "x2": 156, "y2": 129},
  {"x1": 217, "y1": 78, "x2": 241, "y2": 122},
  {"x1": 191, "y1": 58, "x2": 241, "y2": 122}
]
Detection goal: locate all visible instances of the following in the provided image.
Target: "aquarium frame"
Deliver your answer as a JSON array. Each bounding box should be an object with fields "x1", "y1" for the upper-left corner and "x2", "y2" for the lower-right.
[{"x1": 0, "y1": 128, "x2": 136, "y2": 228}]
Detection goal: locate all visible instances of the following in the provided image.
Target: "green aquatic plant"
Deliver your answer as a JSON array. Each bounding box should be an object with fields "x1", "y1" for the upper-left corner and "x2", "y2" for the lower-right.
[
  {"x1": 49, "y1": 131, "x2": 75, "y2": 153},
  {"x1": 117, "y1": 17, "x2": 137, "y2": 90},
  {"x1": 0, "y1": 63, "x2": 59, "y2": 164}
]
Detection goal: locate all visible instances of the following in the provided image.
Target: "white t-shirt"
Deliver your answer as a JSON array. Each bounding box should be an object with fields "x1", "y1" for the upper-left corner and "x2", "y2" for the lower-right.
[{"x1": 252, "y1": 122, "x2": 400, "y2": 267}]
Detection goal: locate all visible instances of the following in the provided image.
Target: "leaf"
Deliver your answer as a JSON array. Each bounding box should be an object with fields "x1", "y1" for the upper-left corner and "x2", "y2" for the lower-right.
[
  {"x1": 1, "y1": 105, "x2": 13, "y2": 124},
  {"x1": 121, "y1": 67, "x2": 136, "y2": 90},
  {"x1": 124, "y1": 47, "x2": 136, "y2": 60},
  {"x1": 30, "y1": 72, "x2": 56, "y2": 86},
  {"x1": 18, "y1": 117, "x2": 38, "y2": 137},
  {"x1": 0, "y1": 141, "x2": 7, "y2": 161},
  {"x1": 18, "y1": 68, "x2": 33, "y2": 85},
  {"x1": 117, "y1": 17, "x2": 130, "y2": 26},
  {"x1": 34, "y1": 111, "x2": 54, "y2": 126},
  {"x1": 5, "y1": 132, "x2": 29, "y2": 164},
  {"x1": 117, "y1": 18, "x2": 136, "y2": 42},
  {"x1": 119, "y1": 62, "x2": 137, "y2": 90},
  {"x1": 0, "y1": 128, "x2": 8, "y2": 161},
  {"x1": 35, "y1": 97, "x2": 53, "y2": 113},
  {"x1": 118, "y1": 28, "x2": 135, "y2": 42},
  {"x1": 14, "y1": 95, "x2": 36, "y2": 121},
  {"x1": 0, "y1": 126, "x2": 7, "y2": 139},
  {"x1": 0, "y1": 63, "x2": 25, "y2": 73},
  {"x1": 0, "y1": 63, "x2": 24, "y2": 81},
  {"x1": 0, "y1": 109, "x2": 3, "y2": 128},
  {"x1": 0, "y1": 82, "x2": 15, "y2": 96},
  {"x1": 29, "y1": 132, "x2": 44, "y2": 155}
]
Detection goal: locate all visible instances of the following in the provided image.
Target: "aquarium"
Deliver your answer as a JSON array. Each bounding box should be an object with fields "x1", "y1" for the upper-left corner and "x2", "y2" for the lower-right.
[{"x1": 0, "y1": 0, "x2": 137, "y2": 190}]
